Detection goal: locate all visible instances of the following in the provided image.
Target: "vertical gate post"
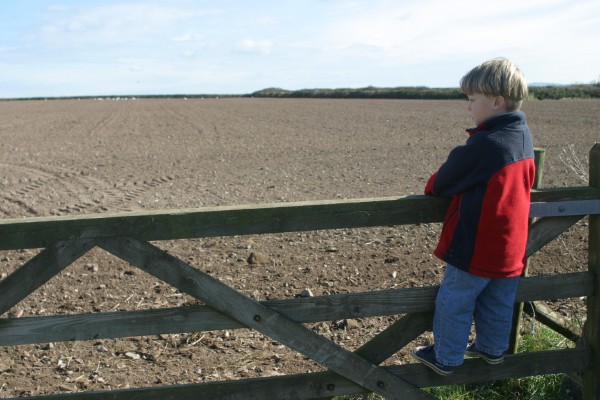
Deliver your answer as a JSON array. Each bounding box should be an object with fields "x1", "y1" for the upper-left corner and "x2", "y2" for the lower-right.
[
  {"x1": 508, "y1": 147, "x2": 545, "y2": 353},
  {"x1": 583, "y1": 143, "x2": 600, "y2": 399}
]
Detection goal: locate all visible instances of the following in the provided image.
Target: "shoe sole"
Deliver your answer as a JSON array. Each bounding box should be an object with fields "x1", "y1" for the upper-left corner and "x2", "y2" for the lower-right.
[
  {"x1": 411, "y1": 349, "x2": 454, "y2": 376},
  {"x1": 465, "y1": 350, "x2": 504, "y2": 365}
]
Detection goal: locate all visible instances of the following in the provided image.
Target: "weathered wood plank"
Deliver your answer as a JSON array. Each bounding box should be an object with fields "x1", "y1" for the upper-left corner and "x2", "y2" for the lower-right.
[
  {"x1": 530, "y1": 186, "x2": 600, "y2": 202},
  {"x1": 407, "y1": 347, "x2": 592, "y2": 388},
  {"x1": 0, "y1": 196, "x2": 448, "y2": 250},
  {"x1": 97, "y1": 238, "x2": 434, "y2": 400},
  {"x1": 0, "y1": 272, "x2": 591, "y2": 346},
  {"x1": 515, "y1": 271, "x2": 593, "y2": 301},
  {"x1": 583, "y1": 143, "x2": 600, "y2": 400},
  {"x1": 510, "y1": 148, "x2": 546, "y2": 353},
  {"x1": 530, "y1": 199, "x2": 600, "y2": 218},
  {"x1": 10, "y1": 348, "x2": 590, "y2": 400},
  {"x1": 306, "y1": 313, "x2": 434, "y2": 400},
  {"x1": 0, "y1": 187, "x2": 598, "y2": 250},
  {"x1": 524, "y1": 301, "x2": 581, "y2": 342},
  {"x1": 0, "y1": 304, "x2": 242, "y2": 346},
  {"x1": 354, "y1": 312, "x2": 433, "y2": 365},
  {"x1": 526, "y1": 215, "x2": 583, "y2": 257},
  {"x1": 0, "y1": 239, "x2": 95, "y2": 316},
  {"x1": 533, "y1": 147, "x2": 545, "y2": 188}
]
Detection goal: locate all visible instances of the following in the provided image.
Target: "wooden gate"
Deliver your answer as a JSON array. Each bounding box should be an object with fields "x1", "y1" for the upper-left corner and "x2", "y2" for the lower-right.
[{"x1": 0, "y1": 144, "x2": 599, "y2": 399}]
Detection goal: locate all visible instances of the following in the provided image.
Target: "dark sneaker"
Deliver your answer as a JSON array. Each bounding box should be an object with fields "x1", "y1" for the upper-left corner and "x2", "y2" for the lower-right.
[
  {"x1": 465, "y1": 342, "x2": 504, "y2": 364},
  {"x1": 411, "y1": 345, "x2": 454, "y2": 376}
]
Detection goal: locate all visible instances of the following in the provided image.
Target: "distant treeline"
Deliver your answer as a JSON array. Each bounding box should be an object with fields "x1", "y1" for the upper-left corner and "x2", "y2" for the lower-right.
[
  {"x1": 3, "y1": 83, "x2": 599, "y2": 102},
  {"x1": 250, "y1": 84, "x2": 600, "y2": 100},
  {"x1": 528, "y1": 84, "x2": 600, "y2": 100},
  {"x1": 250, "y1": 86, "x2": 465, "y2": 100}
]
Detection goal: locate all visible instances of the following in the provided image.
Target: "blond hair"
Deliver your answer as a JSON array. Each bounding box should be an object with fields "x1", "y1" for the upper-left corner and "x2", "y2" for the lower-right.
[{"x1": 460, "y1": 58, "x2": 528, "y2": 112}]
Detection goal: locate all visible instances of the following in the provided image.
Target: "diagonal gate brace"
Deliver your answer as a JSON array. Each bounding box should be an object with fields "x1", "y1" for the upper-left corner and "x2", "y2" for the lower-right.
[
  {"x1": 0, "y1": 239, "x2": 96, "y2": 316},
  {"x1": 97, "y1": 238, "x2": 435, "y2": 400}
]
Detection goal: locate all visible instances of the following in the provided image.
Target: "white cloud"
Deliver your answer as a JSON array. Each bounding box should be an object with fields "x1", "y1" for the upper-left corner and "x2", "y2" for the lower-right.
[
  {"x1": 237, "y1": 38, "x2": 273, "y2": 55},
  {"x1": 180, "y1": 50, "x2": 196, "y2": 58},
  {"x1": 297, "y1": 0, "x2": 600, "y2": 87},
  {"x1": 171, "y1": 32, "x2": 208, "y2": 43},
  {"x1": 322, "y1": 0, "x2": 579, "y2": 61},
  {"x1": 37, "y1": 3, "x2": 216, "y2": 47}
]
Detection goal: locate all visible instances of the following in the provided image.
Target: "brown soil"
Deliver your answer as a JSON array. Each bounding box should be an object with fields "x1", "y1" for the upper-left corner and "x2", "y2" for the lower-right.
[{"x1": 0, "y1": 98, "x2": 598, "y2": 397}]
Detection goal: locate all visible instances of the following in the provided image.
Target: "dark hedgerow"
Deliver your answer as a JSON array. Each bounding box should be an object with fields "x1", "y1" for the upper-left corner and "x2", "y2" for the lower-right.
[{"x1": 250, "y1": 84, "x2": 600, "y2": 100}]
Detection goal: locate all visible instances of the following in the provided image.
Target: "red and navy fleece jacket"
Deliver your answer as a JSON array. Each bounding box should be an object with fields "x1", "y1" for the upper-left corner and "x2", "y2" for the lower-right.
[{"x1": 424, "y1": 112, "x2": 535, "y2": 278}]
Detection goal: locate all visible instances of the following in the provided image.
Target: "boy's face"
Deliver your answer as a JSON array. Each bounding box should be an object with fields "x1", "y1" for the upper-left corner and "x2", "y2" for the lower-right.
[{"x1": 466, "y1": 93, "x2": 506, "y2": 125}]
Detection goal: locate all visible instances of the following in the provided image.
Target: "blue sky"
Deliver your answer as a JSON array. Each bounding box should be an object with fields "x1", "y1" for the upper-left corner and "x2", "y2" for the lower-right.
[{"x1": 1, "y1": 0, "x2": 599, "y2": 98}]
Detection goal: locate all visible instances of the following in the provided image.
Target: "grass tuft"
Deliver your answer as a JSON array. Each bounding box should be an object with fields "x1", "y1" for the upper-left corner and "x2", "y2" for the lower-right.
[
  {"x1": 425, "y1": 324, "x2": 576, "y2": 400},
  {"x1": 335, "y1": 321, "x2": 579, "y2": 400}
]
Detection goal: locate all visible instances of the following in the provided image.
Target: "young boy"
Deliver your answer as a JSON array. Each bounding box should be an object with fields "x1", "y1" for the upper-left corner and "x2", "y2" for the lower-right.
[{"x1": 411, "y1": 58, "x2": 535, "y2": 375}]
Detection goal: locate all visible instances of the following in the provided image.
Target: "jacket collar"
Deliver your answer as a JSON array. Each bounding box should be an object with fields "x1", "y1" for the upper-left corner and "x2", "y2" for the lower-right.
[{"x1": 466, "y1": 111, "x2": 526, "y2": 136}]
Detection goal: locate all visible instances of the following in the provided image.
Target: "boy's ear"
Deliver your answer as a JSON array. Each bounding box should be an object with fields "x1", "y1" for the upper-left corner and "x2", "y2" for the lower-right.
[{"x1": 493, "y1": 95, "x2": 506, "y2": 110}]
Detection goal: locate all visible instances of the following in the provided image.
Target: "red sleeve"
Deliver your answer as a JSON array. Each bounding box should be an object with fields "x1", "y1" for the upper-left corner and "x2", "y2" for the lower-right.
[{"x1": 424, "y1": 171, "x2": 438, "y2": 195}]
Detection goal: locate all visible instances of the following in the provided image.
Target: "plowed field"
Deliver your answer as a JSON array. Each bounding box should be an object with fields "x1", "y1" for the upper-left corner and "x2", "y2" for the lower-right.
[{"x1": 0, "y1": 98, "x2": 598, "y2": 397}]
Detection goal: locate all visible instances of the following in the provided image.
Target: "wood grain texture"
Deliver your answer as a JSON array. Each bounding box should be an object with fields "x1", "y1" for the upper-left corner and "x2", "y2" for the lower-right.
[
  {"x1": 1, "y1": 272, "x2": 591, "y2": 346},
  {"x1": 97, "y1": 237, "x2": 434, "y2": 400},
  {"x1": 4, "y1": 348, "x2": 589, "y2": 400},
  {"x1": 0, "y1": 187, "x2": 598, "y2": 251},
  {"x1": 583, "y1": 143, "x2": 600, "y2": 400},
  {"x1": 0, "y1": 239, "x2": 95, "y2": 316}
]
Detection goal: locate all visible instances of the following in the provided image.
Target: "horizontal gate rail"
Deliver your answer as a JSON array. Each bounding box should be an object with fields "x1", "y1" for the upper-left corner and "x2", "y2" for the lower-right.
[
  {"x1": 0, "y1": 272, "x2": 592, "y2": 347},
  {"x1": 0, "y1": 187, "x2": 598, "y2": 251},
  {"x1": 8, "y1": 349, "x2": 591, "y2": 400}
]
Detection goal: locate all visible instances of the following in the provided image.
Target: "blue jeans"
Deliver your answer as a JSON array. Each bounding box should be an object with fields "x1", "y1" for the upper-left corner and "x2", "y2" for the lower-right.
[{"x1": 433, "y1": 264, "x2": 520, "y2": 366}]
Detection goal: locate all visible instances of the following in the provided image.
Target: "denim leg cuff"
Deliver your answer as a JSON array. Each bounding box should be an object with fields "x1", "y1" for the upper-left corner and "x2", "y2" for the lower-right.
[
  {"x1": 436, "y1": 353, "x2": 465, "y2": 367},
  {"x1": 474, "y1": 342, "x2": 504, "y2": 357}
]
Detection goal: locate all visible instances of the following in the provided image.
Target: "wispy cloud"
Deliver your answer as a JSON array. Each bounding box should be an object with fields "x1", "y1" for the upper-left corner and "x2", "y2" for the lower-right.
[
  {"x1": 237, "y1": 39, "x2": 273, "y2": 55},
  {"x1": 171, "y1": 32, "x2": 204, "y2": 43},
  {"x1": 1, "y1": 0, "x2": 599, "y2": 97},
  {"x1": 37, "y1": 4, "x2": 215, "y2": 45},
  {"x1": 322, "y1": 0, "x2": 567, "y2": 60}
]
